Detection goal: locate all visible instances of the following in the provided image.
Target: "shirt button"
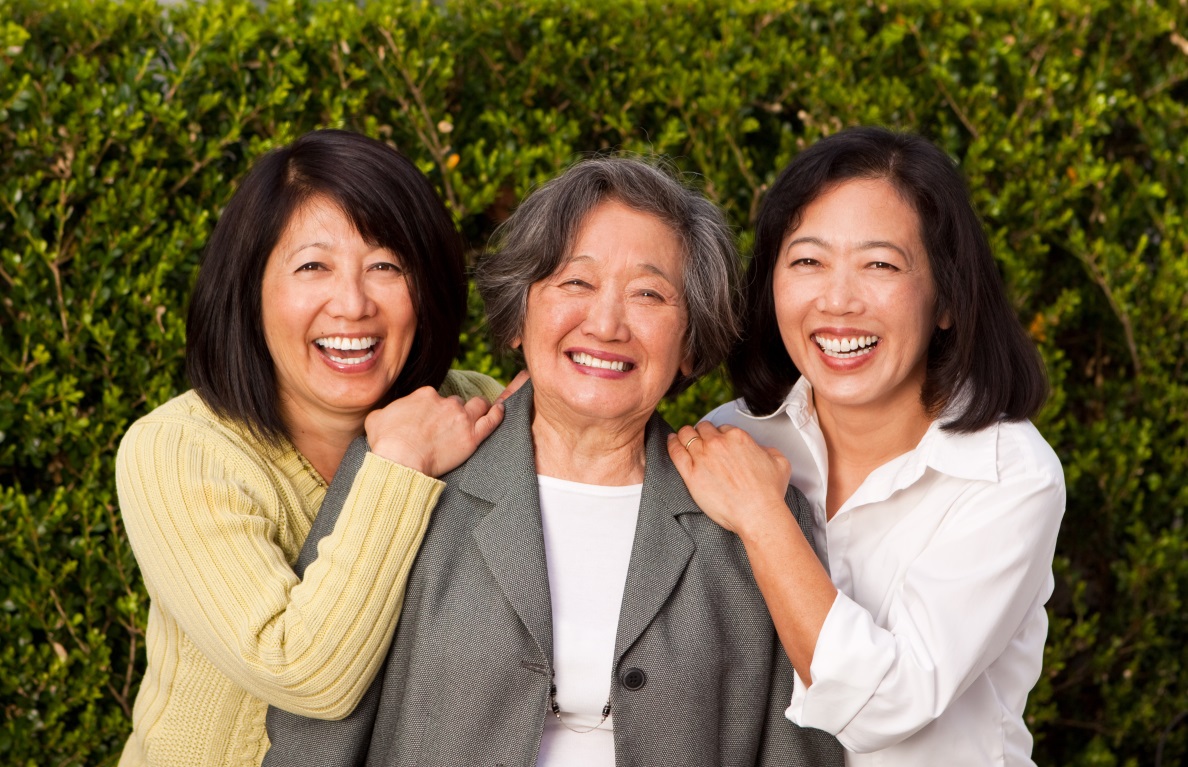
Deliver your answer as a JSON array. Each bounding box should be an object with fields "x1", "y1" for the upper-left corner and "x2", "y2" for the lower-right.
[{"x1": 620, "y1": 667, "x2": 647, "y2": 690}]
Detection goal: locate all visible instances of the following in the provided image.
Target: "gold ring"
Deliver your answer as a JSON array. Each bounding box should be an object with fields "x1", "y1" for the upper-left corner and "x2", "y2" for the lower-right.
[{"x1": 684, "y1": 435, "x2": 702, "y2": 450}]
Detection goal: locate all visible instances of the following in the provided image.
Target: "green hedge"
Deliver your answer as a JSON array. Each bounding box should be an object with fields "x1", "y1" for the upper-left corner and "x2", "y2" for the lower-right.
[{"x1": 2, "y1": 0, "x2": 1185, "y2": 763}]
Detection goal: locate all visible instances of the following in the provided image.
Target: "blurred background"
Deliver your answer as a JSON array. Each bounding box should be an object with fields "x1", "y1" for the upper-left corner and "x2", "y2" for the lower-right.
[{"x1": 1, "y1": 0, "x2": 1186, "y2": 763}]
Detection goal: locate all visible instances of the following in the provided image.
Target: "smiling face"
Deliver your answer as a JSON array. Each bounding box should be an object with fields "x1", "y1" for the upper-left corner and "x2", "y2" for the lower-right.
[
  {"x1": 773, "y1": 178, "x2": 950, "y2": 421},
  {"x1": 261, "y1": 195, "x2": 417, "y2": 435},
  {"x1": 517, "y1": 200, "x2": 692, "y2": 431}
]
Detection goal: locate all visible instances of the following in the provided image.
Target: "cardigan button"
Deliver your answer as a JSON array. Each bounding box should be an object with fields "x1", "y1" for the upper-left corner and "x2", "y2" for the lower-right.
[{"x1": 621, "y1": 667, "x2": 647, "y2": 690}]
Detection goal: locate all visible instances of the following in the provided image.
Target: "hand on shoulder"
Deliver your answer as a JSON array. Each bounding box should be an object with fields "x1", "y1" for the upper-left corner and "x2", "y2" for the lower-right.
[
  {"x1": 667, "y1": 422, "x2": 793, "y2": 537},
  {"x1": 365, "y1": 371, "x2": 528, "y2": 477}
]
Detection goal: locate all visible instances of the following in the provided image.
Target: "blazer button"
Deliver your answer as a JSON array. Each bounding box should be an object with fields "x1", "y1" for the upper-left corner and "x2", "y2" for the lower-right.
[{"x1": 621, "y1": 667, "x2": 647, "y2": 691}]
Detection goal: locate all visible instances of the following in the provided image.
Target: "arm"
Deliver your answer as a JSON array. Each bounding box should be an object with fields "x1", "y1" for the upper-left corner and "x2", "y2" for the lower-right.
[
  {"x1": 667, "y1": 424, "x2": 837, "y2": 684},
  {"x1": 671, "y1": 422, "x2": 1065, "y2": 752},
  {"x1": 789, "y1": 469, "x2": 1064, "y2": 751},
  {"x1": 117, "y1": 418, "x2": 440, "y2": 719},
  {"x1": 263, "y1": 437, "x2": 382, "y2": 765}
]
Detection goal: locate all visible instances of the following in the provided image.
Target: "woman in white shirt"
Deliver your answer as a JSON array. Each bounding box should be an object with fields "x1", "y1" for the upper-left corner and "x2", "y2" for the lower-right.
[{"x1": 668, "y1": 126, "x2": 1065, "y2": 767}]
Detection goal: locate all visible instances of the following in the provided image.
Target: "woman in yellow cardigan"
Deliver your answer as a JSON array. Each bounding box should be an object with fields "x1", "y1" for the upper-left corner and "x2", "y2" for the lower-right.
[{"x1": 116, "y1": 130, "x2": 514, "y2": 767}]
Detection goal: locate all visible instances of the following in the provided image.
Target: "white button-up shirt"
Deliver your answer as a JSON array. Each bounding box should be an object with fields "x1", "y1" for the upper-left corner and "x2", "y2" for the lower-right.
[{"x1": 705, "y1": 377, "x2": 1065, "y2": 767}]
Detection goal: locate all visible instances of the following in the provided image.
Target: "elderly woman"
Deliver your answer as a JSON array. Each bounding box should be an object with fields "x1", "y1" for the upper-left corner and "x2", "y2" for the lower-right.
[
  {"x1": 117, "y1": 130, "x2": 512, "y2": 767},
  {"x1": 263, "y1": 158, "x2": 843, "y2": 766},
  {"x1": 671, "y1": 127, "x2": 1065, "y2": 765}
]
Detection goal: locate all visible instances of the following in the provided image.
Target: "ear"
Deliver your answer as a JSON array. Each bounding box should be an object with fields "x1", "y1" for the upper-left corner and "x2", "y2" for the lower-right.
[
  {"x1": 937, "y1": 307, "x2": 953, "y2": 331},
  {"x1": 679, "y1": 354, "x2": 694, "y2": 378},
  {"x1": 510, "y1": 336, "x2": 522, "y2": 350}
]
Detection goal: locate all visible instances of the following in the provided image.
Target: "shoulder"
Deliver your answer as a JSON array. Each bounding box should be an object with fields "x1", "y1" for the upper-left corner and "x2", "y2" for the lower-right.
[
  {"x1": 992, "y1": 418, "x2": 1065, "y2": 488},
  {"x1": 123, "y1": 389, "x2": 243, "y2": 436},
  {"x1": 117, "y1": 390, "x2": 280, "y2": 480},
  {"x1": 703, "y1": 397, "x2": 749, "y2": 427},
  {"x1": 438, "y1": 369, "x2": 505, "y2": 403}
]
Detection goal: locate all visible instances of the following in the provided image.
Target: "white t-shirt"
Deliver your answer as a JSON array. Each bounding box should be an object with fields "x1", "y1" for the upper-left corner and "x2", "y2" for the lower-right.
[
  {"x1": 535, "y1": 475, "x2": 641, "y2": 767},
  {"x1": 705, "y1": 376, "x2": 1065, "y2": 767}
]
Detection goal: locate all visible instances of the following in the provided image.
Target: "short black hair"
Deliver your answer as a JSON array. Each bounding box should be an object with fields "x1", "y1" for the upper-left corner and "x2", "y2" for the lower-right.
[
  {"x1": 186, "y1": 129, "x2": 465, "y2": 442},
  {"x1": 732, "y1": 126, "x2": 1047, "y2": 432},
  {"x1": 476, "y1": 156, "x2": 741, "y2": 396}
]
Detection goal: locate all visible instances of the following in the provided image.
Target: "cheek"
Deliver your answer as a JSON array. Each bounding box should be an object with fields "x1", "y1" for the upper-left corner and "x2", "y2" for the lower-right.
[
  {"x1": 772, "y1": 278, "x2": 809, "y2": 338},
  {"x1": 260, "y1": 285, "x2": 298, "y2": 351},
  {"x1": 391, "y1": 295, "x2": 419, "y2": 344}
]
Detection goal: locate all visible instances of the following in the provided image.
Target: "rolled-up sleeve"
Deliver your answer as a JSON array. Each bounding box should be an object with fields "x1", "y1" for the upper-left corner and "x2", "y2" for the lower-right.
[{"x1": 787, "y1": 467, "x2": 1065, "y2": 752}]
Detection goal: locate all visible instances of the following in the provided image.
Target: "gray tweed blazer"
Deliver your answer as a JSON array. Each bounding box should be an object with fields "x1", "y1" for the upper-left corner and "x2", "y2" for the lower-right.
[{"x1": 264, "y1": 383, "x2": 842, "y2": 767}]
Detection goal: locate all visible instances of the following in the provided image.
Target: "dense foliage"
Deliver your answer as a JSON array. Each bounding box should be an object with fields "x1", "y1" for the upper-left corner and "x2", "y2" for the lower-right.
[{"x1": 1, "y1": 0, "x2": 1185, "y2": 763}]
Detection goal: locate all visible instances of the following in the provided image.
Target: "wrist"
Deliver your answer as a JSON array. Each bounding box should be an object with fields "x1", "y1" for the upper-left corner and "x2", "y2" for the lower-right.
[
  {"x1": 735, "y1": 496, "x2": 799, "y2": 547},
  {"x1": 367, "y1": 438, "x2": 430, "y2": 475}
]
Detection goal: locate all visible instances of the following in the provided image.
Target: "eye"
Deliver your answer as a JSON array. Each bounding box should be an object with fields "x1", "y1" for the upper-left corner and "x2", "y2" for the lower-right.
[
  {"x1": 868, "y1": 261, "x2": 900, "y2": 271},
  {"x1": 295, "y1": 262, "x2": 326, "y2": 272},
  {"x1": 369, "y1": 261, "x2": 404, "y2": 273},
  {"x1": 788, "y1": 257, "x2": 820, "y2": 268}
]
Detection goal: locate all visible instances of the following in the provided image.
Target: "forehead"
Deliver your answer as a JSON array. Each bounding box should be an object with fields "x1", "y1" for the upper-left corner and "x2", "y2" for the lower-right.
[
  {"x1": 793, "y1": 179, "x2": 921, "y2": 237},
  {"x1": 275, "y1": 195, "x2": 352, "y2": 240},
  {"x1": 562, "y1": 200, "x2": 685, "y2": 276}
]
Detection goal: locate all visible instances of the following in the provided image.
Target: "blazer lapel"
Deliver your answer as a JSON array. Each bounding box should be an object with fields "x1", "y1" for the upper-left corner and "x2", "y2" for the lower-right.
[
  {"x1": 460, "y1": 382, "x2": 554, "y2": 661},
  {"x1": 613, "y1": 413, "x2": 696, "y2": 663}
]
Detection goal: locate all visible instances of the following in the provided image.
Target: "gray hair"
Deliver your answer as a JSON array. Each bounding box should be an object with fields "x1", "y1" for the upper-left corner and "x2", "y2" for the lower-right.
[{"x1": 476, "y1": 156, "x2": 741, "y2": 395}]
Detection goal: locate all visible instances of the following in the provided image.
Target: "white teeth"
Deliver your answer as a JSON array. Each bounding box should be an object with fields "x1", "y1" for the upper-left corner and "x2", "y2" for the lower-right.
[
  {"x1": 325, "y1": 351, "x2": 376, "y2": 365},
  {"x1": 315, "y1": 336, "x2": 378, "y2": 351},
  {"x1": 812, "y1": 334, "x2": 879, "y2": 358},
  {"x1": 570, "y1": 351, "x2": 629, "y2": 372}
]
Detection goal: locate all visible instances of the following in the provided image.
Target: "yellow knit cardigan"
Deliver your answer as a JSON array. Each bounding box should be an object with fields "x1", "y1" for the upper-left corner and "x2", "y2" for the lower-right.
[{"x1": 117, "y1": 370, "x2": 504, "y2": 767}]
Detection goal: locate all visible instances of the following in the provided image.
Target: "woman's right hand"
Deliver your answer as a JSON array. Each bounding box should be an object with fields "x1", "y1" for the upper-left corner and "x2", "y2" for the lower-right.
[
  {"x1": 365, "y1": 372, "x2": 528, "y2": 477},
  {"x1": 668, "y1": 422, "x2": 794, "y2": 537}
]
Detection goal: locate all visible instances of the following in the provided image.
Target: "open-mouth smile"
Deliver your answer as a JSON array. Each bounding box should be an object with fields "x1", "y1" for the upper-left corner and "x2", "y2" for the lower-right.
[
  {"x1": 315, "y1": 336, "x2": 379, "y2": 366},
  {"x1": 812, "y1": 334, "x2": 880, "y2": 359},
  {"x1": 568, "y1": 351, "x2": 634, "y2": 372}
]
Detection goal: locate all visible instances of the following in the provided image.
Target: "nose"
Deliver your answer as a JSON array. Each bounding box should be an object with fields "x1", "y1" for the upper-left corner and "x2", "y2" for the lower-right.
[
  {"x1": 328, "y1": 273, "x2": 376, "y2": 320},
  {"x1": 581, "y1": 288, "x2": 630, "y2": 342},
  {"x1": 815, "y1": 268, "x2": 862, "y2": 315}
]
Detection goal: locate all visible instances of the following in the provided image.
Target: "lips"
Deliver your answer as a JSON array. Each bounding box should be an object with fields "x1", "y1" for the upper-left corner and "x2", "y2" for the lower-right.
[
  {"x1": 812, "y1": 333, "x2": 880, "y2": 358},
  {"x1": 568, "y1": 351, "x2": 634, "y2": 372},
  {"x1": 315, "y1": 336, "x2": 378, "y2": 366}
]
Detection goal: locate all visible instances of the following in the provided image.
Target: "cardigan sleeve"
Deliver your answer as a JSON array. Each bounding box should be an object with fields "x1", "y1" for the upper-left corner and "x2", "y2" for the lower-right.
[{"x1": 117, "y1": 415, "x2": 443, "y2": 720}]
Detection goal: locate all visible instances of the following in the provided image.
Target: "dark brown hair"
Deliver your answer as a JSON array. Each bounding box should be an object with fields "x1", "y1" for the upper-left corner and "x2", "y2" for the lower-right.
[
  {"x1": 732, "y1": 126, "x2": 1047, "y2": 432},
  {"x1": 186, "y1": 129, "x2": 465, "y2": 442}
]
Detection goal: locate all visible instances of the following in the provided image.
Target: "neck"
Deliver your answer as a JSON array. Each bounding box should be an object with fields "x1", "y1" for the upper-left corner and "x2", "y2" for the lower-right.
[
  {"x1": 815, "y1": 393, "x2": 934, "y2": 519},
  {"x1": 530, "y1": 404, "x2": 649, "y2": 486},
  {"x1": 282, "y1": 404, "x2": 365, "y2": 483}
]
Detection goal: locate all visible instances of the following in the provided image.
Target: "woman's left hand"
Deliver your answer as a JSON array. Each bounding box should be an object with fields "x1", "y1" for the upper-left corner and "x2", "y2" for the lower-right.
[{"x1": 667, "y1": 423, "x2": 794, "y2": 536}]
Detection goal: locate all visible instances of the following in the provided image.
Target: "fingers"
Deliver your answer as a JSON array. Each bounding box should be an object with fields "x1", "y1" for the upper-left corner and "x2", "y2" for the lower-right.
[
  {"x1": 673, "y1": 422, "x2": 729, "y2": 452},
  {"x1": 675, "y1": 424, "x2": 703, "y2": 451},
  {"x1": 494, "y1": 370, "x2": 530, "y2": 406},
  {"x1": 668, "y1": 424, "x2": 714, "y2": 480},
  {"x1": 666, "y1": 433, "x2": 693, "y2": 477},
  {"x1": 463, "y1": 394, "x2": 492, "y2": 421},
  {"x1": 471, "y1": 398, "x2": 506, "y2": 442}
]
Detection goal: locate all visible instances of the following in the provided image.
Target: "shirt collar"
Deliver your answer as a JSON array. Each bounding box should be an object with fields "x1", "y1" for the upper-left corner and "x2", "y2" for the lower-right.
[
  {"x1": 743, "y1": 377, "x2": 999, "y2": 486},
  {"x1": 731, "y1": 377, "x2": 815, "y2": 427}
]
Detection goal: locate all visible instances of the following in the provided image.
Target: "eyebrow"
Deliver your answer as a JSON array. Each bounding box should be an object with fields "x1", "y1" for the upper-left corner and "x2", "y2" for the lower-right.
[
  {"x1": 280, "y1": 241, "x2": 333, "y2": 262},
  {"x1": 784, "y1": 236, "x2": 911, "y2": 259}
]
